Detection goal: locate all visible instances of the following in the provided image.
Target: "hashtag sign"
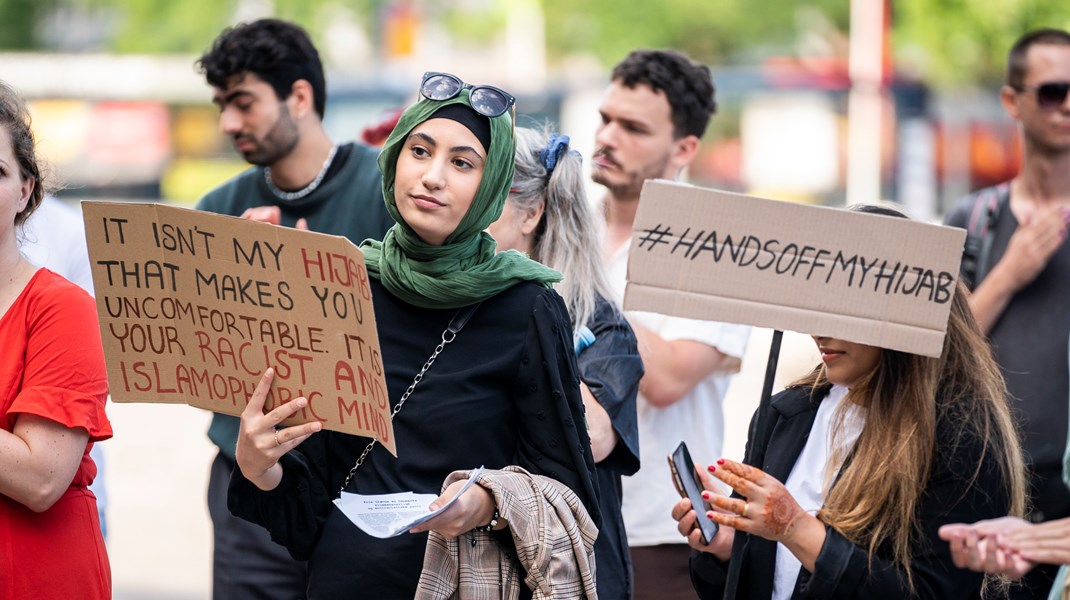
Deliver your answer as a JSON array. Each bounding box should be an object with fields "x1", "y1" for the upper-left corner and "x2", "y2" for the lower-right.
[{"x1": 638, "y1": 224, "x2": 673, "y2": 251}]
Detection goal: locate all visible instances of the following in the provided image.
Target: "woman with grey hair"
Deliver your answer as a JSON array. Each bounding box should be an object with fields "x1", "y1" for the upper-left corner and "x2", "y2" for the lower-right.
[{"x1": 490, "y1": 126, "x2": 643, "y2": 599}]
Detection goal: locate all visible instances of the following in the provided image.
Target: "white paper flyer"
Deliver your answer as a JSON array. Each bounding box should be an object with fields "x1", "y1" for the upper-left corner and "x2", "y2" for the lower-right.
[{"x1": 333, "y1": 466, "x2": 484, "y2": 538}]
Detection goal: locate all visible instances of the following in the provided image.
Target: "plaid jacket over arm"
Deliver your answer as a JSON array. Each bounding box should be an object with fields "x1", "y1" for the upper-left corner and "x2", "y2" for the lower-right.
[{"x1": 415, "y1": 466, "x2": 599, "y2": 600}]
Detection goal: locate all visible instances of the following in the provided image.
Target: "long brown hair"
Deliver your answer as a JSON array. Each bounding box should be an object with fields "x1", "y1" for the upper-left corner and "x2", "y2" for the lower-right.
[{"x1": 790, "y1": 205, "x2": 1026, "y2": 591}]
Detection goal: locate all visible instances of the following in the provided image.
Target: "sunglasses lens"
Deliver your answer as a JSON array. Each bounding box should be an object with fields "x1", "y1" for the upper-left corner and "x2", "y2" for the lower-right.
[
  {"x1": 1037, "y1": 83, "x2": 1070, "y2": 107},
  {"x1": 469, "y1": 87, "x2": 511, "y2": 118},
  {"x1": 422, "y1": 74, "x2": 462, "y2": 101}
]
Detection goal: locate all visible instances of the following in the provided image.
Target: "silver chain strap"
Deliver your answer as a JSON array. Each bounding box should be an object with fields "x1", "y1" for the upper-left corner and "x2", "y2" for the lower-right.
[{"x1": 338, "y1": 325, "x2": 459, "y2": 495}]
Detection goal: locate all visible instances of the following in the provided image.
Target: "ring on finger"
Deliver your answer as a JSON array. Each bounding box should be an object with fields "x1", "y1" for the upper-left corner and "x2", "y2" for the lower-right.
[
  {"x1": 742, "y1": 502, "x2": 749, "y2": 518},
  {"x1": 274, "y1": 429, "x2": 281, "y2": 447}
]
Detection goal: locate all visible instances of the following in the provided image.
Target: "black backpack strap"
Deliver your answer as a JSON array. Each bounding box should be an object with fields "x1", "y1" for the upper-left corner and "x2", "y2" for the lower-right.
[
  {"x1": 960, "y1": 182, "x2": 1010, "y2": 289},
  {"x1": 975, "y1": 182, "x2": 1010, "y2": 284}
]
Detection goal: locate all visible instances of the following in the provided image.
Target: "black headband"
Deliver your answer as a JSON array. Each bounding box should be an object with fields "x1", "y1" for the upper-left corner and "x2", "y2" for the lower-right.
[{"x1": 428, "y1": 103, "x2": 492, "y2": 153}]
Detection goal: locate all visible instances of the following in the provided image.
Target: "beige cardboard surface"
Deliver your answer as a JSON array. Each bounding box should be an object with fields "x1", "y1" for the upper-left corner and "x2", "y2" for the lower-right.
[
  {"x1": 82, "y1": 202, "x2": 396, "y2": 454},
  {"x1": 624, "y1": 180, "x2": 966, "y2": 357}
]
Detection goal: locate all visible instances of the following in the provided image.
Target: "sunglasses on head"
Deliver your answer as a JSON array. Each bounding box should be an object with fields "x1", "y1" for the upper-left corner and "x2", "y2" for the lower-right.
[
  {"x1": 1014, "y1": 81, "x2": 1070, "y2": 108},
  {"x1": 420, "y1": 72, "x2": 516, "y2": 118}
]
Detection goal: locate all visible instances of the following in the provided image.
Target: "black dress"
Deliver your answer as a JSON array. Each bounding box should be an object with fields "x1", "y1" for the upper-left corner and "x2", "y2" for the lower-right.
[{"x1": 229, "y1": 278, "x2": 600, "y2": 600}]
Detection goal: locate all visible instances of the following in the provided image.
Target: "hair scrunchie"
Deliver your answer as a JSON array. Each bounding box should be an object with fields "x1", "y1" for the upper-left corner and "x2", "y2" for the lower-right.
[{"x1": 540, "y1": 133, "x2": 572, "y2": 175}]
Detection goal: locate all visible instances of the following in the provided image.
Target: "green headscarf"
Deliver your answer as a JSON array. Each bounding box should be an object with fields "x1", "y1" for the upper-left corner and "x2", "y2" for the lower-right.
[{"x1": 360, "y1": 90, "x2": 561, "y2": 309}]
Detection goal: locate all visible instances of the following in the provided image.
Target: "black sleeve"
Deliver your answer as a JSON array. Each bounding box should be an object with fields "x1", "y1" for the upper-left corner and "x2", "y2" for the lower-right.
[
  {"x1": 943, "y1": 192, "x2": 982, "y2": 290},
  {"x1": 511, "y1": 288, "x2": 601, "y2": 527},
  {"x1": 577, "y1": 298, "x2": 642, "y2": 475},
  {"x1": 690, "y1": 551, "x2": 731, "y2": 599},
  {"x1": 227, "y1": 433, "x2": 334, "y2": 561},
  {"x1": 802, "y1": 430, "x2": 1007, "y2": 599},
  {"x1": 689, "y1": 387, "x2": 836, "y2": 599}
]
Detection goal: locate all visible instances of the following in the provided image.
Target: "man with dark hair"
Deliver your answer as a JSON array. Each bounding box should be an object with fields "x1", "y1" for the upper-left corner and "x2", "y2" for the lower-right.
[
  {"x1": 594, "y1": 48, "x2": 750, "y2": 600},
  {"x1": 944, "y1": 27, "x2": 1070, "y2": 600},
  {"x1": 195, "y1": 18, "x2": 393, "y2": 599},
  {"x1": 593, "y1": 49, "x2": 717, "y2": 203}
]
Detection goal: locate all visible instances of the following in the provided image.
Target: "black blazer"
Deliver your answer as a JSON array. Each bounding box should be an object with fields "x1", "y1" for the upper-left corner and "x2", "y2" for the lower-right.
[{"x1": 690, "y1": 385, "x2": 1010, "y2": 599}]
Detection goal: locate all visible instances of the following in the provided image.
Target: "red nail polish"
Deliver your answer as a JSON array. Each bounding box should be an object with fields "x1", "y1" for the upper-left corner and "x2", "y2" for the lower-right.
[
  {"x1": 701, "y1": 492, "x2": 710, "y2": 500},
  {"x1": 717, "y1": 458, "x2": 726, "y2": 465},
  {"x1": 708, "y1": 465, "x2": 717, "y2": 473}
]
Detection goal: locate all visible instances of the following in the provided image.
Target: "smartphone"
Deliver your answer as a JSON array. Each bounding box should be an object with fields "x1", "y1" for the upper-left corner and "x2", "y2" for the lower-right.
[{"x1": 668, "y1": 441, "x2": 718, "y2": 544}]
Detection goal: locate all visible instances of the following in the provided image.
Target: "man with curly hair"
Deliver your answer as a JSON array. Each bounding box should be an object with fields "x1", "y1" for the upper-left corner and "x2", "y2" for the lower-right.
[
  {"x1": 194, "y1": 19, "x2": 393, "y2": 599},
  {"x1": 593, "y1": 49, "x2": 750, "y2": 599}
]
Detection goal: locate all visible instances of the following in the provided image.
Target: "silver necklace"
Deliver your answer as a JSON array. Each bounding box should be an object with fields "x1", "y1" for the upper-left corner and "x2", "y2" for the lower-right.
[{"x1": 263, "y1": 144, "x2": 338, "y2": 201}]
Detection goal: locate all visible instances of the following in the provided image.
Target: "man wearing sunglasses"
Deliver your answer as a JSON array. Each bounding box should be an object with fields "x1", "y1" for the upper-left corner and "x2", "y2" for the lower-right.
[
  {"x1": 944, "y1": 28, "x2": 1070, "y2": 600},
  {"x1": 592, "y1": 49, "x2": 751, "y2": 600},
  {"x1": 194, "y1": 18, "x2": 394, "y2": 600}
]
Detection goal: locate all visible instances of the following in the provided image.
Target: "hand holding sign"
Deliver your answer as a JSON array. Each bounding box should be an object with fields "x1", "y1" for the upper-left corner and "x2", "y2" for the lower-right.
[
  {"x1": 235, "y1": 368, "x2": 323, "y2": 491},
  {"x1": 241, "y1": 206, "x2": 311, "y2": 232}
]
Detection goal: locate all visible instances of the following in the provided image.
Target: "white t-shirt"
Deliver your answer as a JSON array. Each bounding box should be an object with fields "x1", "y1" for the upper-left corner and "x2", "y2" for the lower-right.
[
  {"x1": 21, "y1": 196, "x2": 95, "y2": 293},
  {"x1": 772, "y1": 385, "x2": 865, "y2": 600},
  {"x1": 607, "y1": 241, "x2": 751, "y2": 546}
]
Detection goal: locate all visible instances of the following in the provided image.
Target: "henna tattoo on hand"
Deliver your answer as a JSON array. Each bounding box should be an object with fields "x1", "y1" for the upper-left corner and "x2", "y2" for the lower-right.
[{"x1": 764, "y1": 490, "x2": 802, "y2": 538}]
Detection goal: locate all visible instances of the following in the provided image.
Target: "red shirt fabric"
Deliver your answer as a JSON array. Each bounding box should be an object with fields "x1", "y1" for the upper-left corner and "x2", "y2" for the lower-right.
[{"x1": 0, "y1": 269, "x2": 111, "y2": 599}]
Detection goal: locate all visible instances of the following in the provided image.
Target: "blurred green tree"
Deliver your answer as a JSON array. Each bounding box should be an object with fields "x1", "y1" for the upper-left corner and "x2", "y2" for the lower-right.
[
  {"x1": 0, "y1": 0, "x2": 55, "y2": 49},
  {"x1": 102, "y1": 0, "x2": 375, "y2": 54},
  {"x1": 105, "y1": 0, "x2": 232, "y2": 54},
  {"x1": 541, "y1": 0, "x2": 850, "y2": 66},
  {"x1": 5, "y1": 0, "x2": 1070, "y2": 88},
  {"x1": 894, "y1": 0, "x2": 1070, "y2": 86}
]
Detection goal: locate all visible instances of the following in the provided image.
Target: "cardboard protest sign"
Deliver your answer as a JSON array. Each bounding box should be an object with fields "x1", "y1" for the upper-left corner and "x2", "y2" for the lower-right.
[
  {"x1": 624, "y1": 180, "x2": 966, "y2": 357},
  {"x1": 82, "y1": 202, "x2": 396, "y2": 454}
]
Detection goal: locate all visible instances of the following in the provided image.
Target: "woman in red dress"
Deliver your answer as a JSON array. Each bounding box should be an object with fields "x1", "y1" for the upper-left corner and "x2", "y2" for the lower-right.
[{"x1": 0, "y1": 80, "x2": 111, "y2": 599}]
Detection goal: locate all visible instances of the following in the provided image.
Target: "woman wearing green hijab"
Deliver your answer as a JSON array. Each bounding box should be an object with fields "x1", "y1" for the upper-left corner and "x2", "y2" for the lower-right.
[{"x1": 229, "y1": 74, "x2": 600, "y2": 599}]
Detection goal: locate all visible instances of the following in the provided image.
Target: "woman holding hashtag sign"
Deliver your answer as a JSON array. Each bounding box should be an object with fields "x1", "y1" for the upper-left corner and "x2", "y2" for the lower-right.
[{"x1": 671, "y1": 205, "x2": 1028, "y2": 599}]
